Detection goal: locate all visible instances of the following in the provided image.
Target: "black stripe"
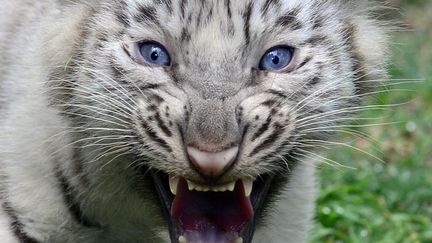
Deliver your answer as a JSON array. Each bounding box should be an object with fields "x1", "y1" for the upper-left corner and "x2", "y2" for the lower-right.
[
  {"x1": 184, "y1": 105, "x2": 190, "y2": 122},
  {"x1": 196, "y1": 4, "x2": 203, "y2": 29},
  {"x1": 261, "y1": 100, "x2": 277, "y2": 107},
  {"x1": 267, "y1": 89, "x2": 287, "y2": 99},
  {"x1": 2, "y1": 202, "x2": 39, "y2": 243},
  {"x1": 225, "y1": 0, "x2": 232, "y2": 18},
  {"x1": 243, "y1": 2, "x2": 253, "y2": 45},
  {"x1": 206, "y1": 7, "x2": 214, "y2": 23},
  {"x1": 115, "y1": 10, "x2": 131, "y2": 27},
  {"x1": 110, "y1": 61, "x2": 134, "y2": 88},
  {"x1": 250, "y1": 123, "x2": 284, "y2": 157},
  {"x1": 275, "y1": 8, "x2": 303, "y2": 30},
  {"x1": 180, "y1": 0, "x2": 187, "y2": 18},
  {"x1": 140, "y1": 116, "x2": 173, "y2": 152},
  {"x1": 180, "y1": 28, "x2": 191, "y2": 42},
  {"x1": 296, "y1": 56, "x2": 312, "y2": 70},
  {"x1": 151, "y1": 94, "x2": 165, "y2": 105},
  {"x1": 155, "y1": 112, "x2": 173, "y2": 137},
  {"x1": 54, "y1": 166, "x2": 95, "y2": 228},
  {"x1": 312, "y1": 15, "x2": 324, "y2": 29},
  {"x1": 134, "y1": 5, "x2": 159, "y2": 25},
  {"x1": 251, "y1": 114, "x2": 272, "y2": 142},
  {"x1": 307, "y1": 76, "x2": 321, "y2": 86},
  {"x1": 139, "y1": 83, "x2": 161, "y2": 90},
  {"x1": 261, "y1": 0, "x2": 279, "y2": 16},
  {"x1": 305, "y1": 34, "x2": 327, "y2": 46}
]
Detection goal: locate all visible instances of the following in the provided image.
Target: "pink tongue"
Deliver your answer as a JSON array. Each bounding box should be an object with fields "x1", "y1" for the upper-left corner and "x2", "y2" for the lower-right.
[{"x1": 171, "y1": 179, "x2": 253, "y2": 240}]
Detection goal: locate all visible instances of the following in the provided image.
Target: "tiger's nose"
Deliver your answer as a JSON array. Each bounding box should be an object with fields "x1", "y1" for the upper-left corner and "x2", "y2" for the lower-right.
[{"x1": 187, "y1": 146, "x2": 239, "y2": 178}]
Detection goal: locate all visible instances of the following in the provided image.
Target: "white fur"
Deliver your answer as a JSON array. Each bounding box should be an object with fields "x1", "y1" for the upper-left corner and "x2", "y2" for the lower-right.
[{"x1": 0, "y1": 0, "x2": 387, "y2": 242}]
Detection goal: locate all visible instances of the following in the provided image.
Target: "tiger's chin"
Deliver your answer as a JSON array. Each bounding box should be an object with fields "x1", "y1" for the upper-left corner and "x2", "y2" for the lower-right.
[{"x1": 150, "y1": 170, "x2": 274, "y2": 243}]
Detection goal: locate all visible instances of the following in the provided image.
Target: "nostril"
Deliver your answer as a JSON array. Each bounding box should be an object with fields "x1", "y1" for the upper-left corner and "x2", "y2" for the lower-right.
[{"x1": 187, "y1": 146, "x2": 239, "y2": 178}]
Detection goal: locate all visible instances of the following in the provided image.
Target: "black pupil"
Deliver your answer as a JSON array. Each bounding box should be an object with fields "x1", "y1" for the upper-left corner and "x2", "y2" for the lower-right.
[
  {"x1": 272, "y1": 55, "x2": 280, "y2": 65},
  {"x1": 150, "y1": 49, "x2": 159, "y2": 61}
]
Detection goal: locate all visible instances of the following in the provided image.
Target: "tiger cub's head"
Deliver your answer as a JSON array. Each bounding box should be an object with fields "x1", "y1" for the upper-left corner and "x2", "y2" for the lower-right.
[{"x1": 59, "y1": 0, "x2": 387, "y2": 242}]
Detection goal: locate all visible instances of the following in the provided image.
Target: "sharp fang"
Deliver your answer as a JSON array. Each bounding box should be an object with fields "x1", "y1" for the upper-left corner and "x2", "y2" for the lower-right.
[
  {"x1": 169, "y1": 176, "x2": 179, "y2": 195},
  {"x1": 179, "y1": 235, "x2": 187, "y2": 243},
  {"x1": 227, "y1": 182, "x2": 235, "y2": 191},
  {"x1": 235, "y1": 238, "x2": 243, "y2": 243},
  {"x1": 186, "y1": 180, "x2": 195, "y2": 191},
  {"x1": 242, "y1": 178, "x2": 253, "y2": 197}
]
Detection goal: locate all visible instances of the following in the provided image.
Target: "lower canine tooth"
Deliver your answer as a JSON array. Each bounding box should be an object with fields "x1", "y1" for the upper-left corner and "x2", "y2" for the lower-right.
[
  {"x1": 242, "y1": 178, "x2": 253, "y2": 197},
  {"x1": 169, "y1": 176, "x2": 179, "y2": 195},
  {"x1": 179, "y1": 236, "x2": 187, "y2": 243},
  {"x1": 235, "y1": 238, "x2": 243, "y2": 243}
]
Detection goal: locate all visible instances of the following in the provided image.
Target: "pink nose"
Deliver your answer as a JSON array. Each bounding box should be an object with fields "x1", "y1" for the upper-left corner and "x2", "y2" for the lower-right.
[{"x1": 187, "y1": 146, "x2": 239, "y2": 178}]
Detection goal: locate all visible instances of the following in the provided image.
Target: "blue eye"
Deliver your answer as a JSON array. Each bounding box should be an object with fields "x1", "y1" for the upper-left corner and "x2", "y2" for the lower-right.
[
  {"x1": 259, "y1": 46, "x2": 294, "y2": 71},
  {"x1": 139, "y1": 42, "x2": 171, "y2": 66}
]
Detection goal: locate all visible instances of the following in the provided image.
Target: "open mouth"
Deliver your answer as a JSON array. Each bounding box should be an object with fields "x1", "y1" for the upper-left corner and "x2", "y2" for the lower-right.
[{"x1": 151, "y1": 172, "x2": 272, "y2": 243}]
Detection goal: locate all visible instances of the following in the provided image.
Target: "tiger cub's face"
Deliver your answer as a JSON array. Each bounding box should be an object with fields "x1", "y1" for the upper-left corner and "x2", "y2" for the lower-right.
[{"x1": 64, "y1": 0, "x2": 386, "y2": 242}]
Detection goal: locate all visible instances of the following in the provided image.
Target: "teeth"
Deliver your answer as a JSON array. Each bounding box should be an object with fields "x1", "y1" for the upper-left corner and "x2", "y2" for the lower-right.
[
  {"x1": 177, "y1": 178, "x2": 254, "y2": 195},
  {"x1": 187, "y1": 180, "x2": 196, "y2": 191},
  {"x1": 169, "y1": 176, "x2": 179, "y2": 195},
  {"x1": 227, "y1": 181, "x2": 236, "y2": 191},
  {"x1": 184, "y1": 180, "x2": 237, "y2": 193},
  {"x1": 235, "y1": 238, "x2": 243, "y2": 243},
  {"x1": 179, "y1": 236, "x2": 187, "y2": 243},
  {"x1": 242, "y1": 178, "x2": 253, "y2": 197}
]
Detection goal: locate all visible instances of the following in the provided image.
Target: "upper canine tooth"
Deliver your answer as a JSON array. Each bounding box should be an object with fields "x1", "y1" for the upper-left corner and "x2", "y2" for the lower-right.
[
  {"x1": 169, "y1": 176, "x2": 179, "y2": 195},
  {"x1": 186, "y1": 180, "x2": 195, "y2": 191},
  {"x1": 227, "y1": 182, "x2": 235, "y2": 191},
  {"x1": 242, "y1": 178, "x2": 253, "y2": 197}
]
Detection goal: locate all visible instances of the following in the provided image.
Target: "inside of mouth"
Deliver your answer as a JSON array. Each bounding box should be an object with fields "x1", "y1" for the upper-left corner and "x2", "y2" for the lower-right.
[{"x1": 171, "y1": 179, "x2": 253, "y2": 242}]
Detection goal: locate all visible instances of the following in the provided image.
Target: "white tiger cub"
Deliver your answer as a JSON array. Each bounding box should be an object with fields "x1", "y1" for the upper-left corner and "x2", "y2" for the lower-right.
[{"x1": 0, "y1": 0, "x2": 387, "y2": 242}]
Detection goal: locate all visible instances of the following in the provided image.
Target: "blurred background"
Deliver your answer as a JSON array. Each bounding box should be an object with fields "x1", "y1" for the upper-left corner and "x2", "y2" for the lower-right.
[{"x1": 312, "y1": 1, "x2": 432, "y2": 242}]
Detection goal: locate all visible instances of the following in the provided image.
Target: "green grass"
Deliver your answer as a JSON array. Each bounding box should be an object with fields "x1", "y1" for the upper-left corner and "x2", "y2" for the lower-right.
[{"x1": 311, "y1": 1, "x2": 432, "y2": 242}]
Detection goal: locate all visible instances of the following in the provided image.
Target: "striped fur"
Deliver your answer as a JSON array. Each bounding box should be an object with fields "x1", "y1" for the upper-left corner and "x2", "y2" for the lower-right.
[{"x1": 0, "y1": 0, "x2": 387, "y2": 242}]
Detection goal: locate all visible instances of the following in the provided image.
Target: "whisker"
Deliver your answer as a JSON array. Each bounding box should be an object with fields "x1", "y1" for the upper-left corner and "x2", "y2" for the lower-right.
[
  {"x1": 56, "y1": 103, "x2": 132, "y2": 126},
  {"x1": 57, "y1": 110, "x2": 131, "y2": 129},
  {"x1": 301, "y1": 139, "x2": 385, "y2": 164},
  {"x1": 46, "y1": 79, "x2": 136, "y2": 115},
  {"x1": 296, "y1": 148, "x2": 357, "y2": 170},
  {"x1": 296, "y1": 101, "x2": 411, "y2": 125},
  {"x1": 301, "y1": 120, "x2": 402, "y2": 131},
  {"x1": 302, "y1": 128, "x2": 384, "y2": 156},
  {"x1": 50, "y1": 90, "x2": 135, "y2": 117},
  {"x1": 80, "y1": 66, "x2": 139, "y2": 107},
  {"x1": 296, "y1": 116, "x2": 383, "y2": 129},
  {"x1": 110, "y1": 65, "x2": 148, "y2": 98}
]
